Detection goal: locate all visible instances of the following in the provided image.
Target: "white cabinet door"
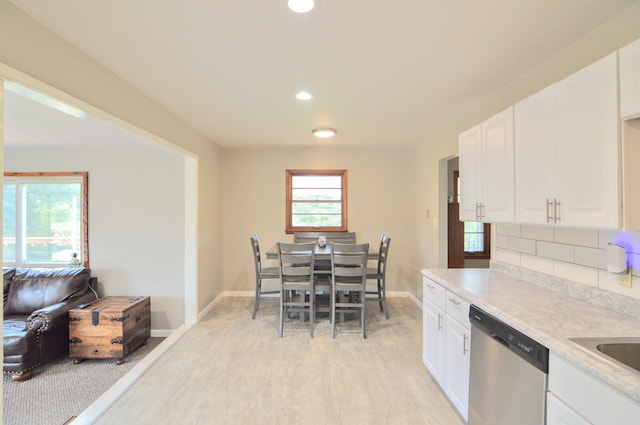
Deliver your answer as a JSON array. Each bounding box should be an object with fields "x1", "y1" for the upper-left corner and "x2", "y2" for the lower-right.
[
  {"x1": 515, "y1": 53, "x2": 620, "y2": 228},
  {"x1": 555, "y1": 53, "x2": 620, "y2": 228},
  {"x1": 459, "y1": 124, "x2": 483, "y2": 221},
  {"x1": 515, "y1": 84, "x2": 557, "y2": 224},
  {"x1": 482, "y1": 107, "x2": 514, "y2": 222},
  {"x1": 549, "y1": 352, "x2": 640, "y2": 425},
  {"x1": 444, "y1": 316, "x2": 470, "y2": 420},
  {"x1": 620, "y1": 37, "x2": 640, "y2": 119},
  {"x1": 459, "y1": 108, "x2": 515, "y2": 223},
  {"x1": 547, "y1": 393, "x2": 591, "y2": 425},
  {"x1": 422, "y1": 298, "x2": 445, "y2": 387}
]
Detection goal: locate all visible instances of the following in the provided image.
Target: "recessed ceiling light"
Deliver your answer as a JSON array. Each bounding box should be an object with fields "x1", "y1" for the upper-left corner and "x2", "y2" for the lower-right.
[
  {"x1": 288, "y1": 0, "x2": 315, "y2": 13},
  {"x1": 296, "y1": 91, "x2": 313, "y2": 101},
  {"x1": 312, "y1": 128, "x2": 337, "y2": 138}
]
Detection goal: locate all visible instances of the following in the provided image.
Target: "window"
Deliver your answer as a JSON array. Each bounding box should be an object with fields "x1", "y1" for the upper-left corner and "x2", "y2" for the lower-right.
[
  {"x1": 463, "y1": 221, "x2": 491, "y2": 258},
  {"x1": 3, "y1": 172, "x2": 89, "y2": 267},
  {"x1": 285, "y1": 169, "x2": 348, "y2": 234}
]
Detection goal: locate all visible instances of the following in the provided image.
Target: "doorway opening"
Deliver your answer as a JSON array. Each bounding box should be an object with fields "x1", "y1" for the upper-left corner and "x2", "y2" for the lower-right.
[{"x1": 446, "y1": 157, "x2": 490, "y2": 268}]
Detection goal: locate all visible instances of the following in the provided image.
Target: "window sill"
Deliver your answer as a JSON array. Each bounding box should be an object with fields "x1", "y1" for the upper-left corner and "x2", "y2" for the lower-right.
[{"x1": 464, "y1": 253, "x2": 490, "y2": 260}]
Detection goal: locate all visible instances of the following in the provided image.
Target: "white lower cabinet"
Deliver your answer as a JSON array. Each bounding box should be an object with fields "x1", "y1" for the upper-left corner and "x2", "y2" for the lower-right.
[
  {"x1": 443, "y1": 314, "x2": 470, "y2": 418},
  {"x1": 422, "y1": 277, "x2": 470, "y2": 420},
  {"x1": 422, "y1": 297, "x2": 445, "y2": 386},
  {"x1": 548, "y1": 352, "x2": 640, "y2": 425},
  {"x1": 547, "y1": 392, "x2": 590, "y2": 425}
]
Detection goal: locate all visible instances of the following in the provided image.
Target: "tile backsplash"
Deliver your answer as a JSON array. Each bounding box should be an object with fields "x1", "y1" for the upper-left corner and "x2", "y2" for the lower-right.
[{"x1": 493, "y1": 224, "x2": 640, "y2": 300}]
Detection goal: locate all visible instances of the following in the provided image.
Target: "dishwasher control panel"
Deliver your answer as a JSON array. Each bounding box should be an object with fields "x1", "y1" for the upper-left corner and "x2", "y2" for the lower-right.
[{"x1": 469, "y1": 304, "x2": 549, "y2": 373}]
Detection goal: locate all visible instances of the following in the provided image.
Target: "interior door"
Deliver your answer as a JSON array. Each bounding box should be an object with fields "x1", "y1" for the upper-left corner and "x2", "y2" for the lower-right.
[{"x1": 448, "y1": 203, "x2": 465, "y2": 268}]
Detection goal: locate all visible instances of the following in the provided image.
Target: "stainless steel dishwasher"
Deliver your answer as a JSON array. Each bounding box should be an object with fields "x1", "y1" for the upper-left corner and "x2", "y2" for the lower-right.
[{"x1": 468, "y1": 305, "x2": 549, "y2": 425}]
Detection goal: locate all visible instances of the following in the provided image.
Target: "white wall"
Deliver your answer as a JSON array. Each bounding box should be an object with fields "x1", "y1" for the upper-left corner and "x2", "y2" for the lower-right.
[
  {"x1": 413, "y1": 2, "x2": 640, "y2": 296},
  {"x1": 5, "y1": 146, "x2": 186, "y2": 330},
  {"x1": 222, "y1": 147, "x2": 415, "y2": 295},
  {"x1": 2, "y1": 0, "x2": 640, "y2": 312},
  {"x1": 0, "y1": 1, "x2": 224, "y2": 318}
]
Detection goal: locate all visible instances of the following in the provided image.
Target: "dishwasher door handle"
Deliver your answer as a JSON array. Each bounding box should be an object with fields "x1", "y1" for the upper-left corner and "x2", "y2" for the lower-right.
[{"x1": 490, "y1": 333, "x2": 509, "y2": 347}]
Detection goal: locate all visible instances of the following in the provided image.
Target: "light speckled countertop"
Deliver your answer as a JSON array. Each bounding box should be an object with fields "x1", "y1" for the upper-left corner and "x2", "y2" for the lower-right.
[{"x1": 421, "y1": 266, "x2": 640, "y2": 404}]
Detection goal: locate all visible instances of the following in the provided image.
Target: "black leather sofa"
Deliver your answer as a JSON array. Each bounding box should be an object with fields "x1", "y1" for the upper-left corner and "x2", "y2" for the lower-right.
[{"x1": 3, "y1": 267, "x2": 98, "y2": 382}]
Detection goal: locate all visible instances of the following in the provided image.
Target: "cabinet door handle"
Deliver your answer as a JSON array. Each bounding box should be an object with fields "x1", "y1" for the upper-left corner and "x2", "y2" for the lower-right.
[
  {"x1": 437, "y1": 313, "x2": 443, "y2": 331},
  {"x1": 463, "y1": 333, "x2": 469, "y2": 355},
  {"x1": 475, "y1": 203, "x2": 485, "y2": 220},
  {"x1": 546, "y1": 198, "x2": 553, "y2": 223},
  {"x1": 554, "y1": 199, "x2": 561, "y2": 223},
  {"x1": 448, "y1": 298, "x2": 461, "y2": 306},
  {"x1": 426, "y1": 284, "x2": 435, "y2": 290},
  {"x1": 481, "y1": 203, "x2": 485, "y2": 220}
]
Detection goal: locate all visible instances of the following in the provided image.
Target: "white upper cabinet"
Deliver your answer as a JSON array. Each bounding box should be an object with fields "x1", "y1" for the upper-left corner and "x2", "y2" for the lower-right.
[
  {"x1": 459, "y1": 107, "x2": 514, "y2": 223},
  {"x1": 515, "y1": 53, "x2": 620, "y2": 228},
  {"x1": 459, "y1": 124, "x2": 483, "y2": 221},
  {"x1": 555, "y1": 53, "x2": 619, "y2": 228},
  {"x1": 483, "y1": 109, "x2": 515, "y2": 222},
  {"x1": 514, "y1": 84, "x2": 556, "y2": 224},
  {"x1": 620, "y1": 37, "x2": 640, "y2": 119}
]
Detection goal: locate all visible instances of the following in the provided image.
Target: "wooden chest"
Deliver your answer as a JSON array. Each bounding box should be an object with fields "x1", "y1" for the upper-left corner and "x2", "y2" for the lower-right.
[{"x1": 69, "y1": 296, "x2": 151, "y2": 364}]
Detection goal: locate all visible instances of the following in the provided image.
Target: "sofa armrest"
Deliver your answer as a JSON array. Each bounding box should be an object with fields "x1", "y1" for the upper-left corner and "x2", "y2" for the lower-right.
[{"x1": 26, "y1": 291, "x2": 98, "y2": 333}]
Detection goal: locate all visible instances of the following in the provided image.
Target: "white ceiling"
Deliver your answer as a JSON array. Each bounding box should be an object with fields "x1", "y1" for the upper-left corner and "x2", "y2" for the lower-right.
[{"x1": 5, "y1": 0, "x2": 640, "y2": 149}]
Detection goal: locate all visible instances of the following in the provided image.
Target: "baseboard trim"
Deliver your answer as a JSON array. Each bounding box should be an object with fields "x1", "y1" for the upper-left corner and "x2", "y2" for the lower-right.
[
  {"x1": 198, "y1": 292, "x2": 227, "y2": 321},
  {"x1": 216, "y1": 290, "x2": 422, "y2": 309},
  {"x1": 407, "y1": 292, "x2": 422, "y2": 309},
  {"x1": 182, "y1": 290, "x2": 421, "y2": 329}
]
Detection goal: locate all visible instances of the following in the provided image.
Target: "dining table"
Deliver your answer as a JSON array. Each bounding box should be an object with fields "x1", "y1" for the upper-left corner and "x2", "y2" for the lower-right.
[
  {"x1": 265, "y1": 243, "x2": 379, "y2": 266},
  {"x1": 266, "y1": 242, "x2": 378, "y2": 316}
]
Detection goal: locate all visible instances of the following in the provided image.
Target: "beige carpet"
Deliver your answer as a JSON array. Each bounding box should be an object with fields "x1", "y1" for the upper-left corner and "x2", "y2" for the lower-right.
[{"x1": 3, "y1": 337, "x2": 164, "y2": 425}]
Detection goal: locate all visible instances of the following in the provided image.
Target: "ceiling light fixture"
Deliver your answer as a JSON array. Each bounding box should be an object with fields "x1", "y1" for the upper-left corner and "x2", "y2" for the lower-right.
[
  {"x1": 312, "y1": 127, "x2": 337, "y2": 138},
  {"x1": 288, "y1": 0, "x2": 315, "y2": 13},
  {"x1": 296, "y1": 91, "x2": 313, "y2": 100}
]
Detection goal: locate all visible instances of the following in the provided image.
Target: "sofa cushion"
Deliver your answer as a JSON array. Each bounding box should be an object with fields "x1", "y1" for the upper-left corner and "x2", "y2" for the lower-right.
[
  {"x1": 3, "y1": 316, "x2": 28, "y2": 333},
  {"x1": 4, "y1": 268, "x2": 16, "y2": 303},
  {"x1": 3, "y1": 317, "x2": 38, "y2": 369},
  {"x1": 4, "y1": 268, "x2": 91, "y2": 315}
]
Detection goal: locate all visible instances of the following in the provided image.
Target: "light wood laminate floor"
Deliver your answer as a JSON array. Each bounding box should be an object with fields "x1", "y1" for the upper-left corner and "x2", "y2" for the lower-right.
[{"x1": 94, "y1": 297, "x2": 464, "y2": 425}]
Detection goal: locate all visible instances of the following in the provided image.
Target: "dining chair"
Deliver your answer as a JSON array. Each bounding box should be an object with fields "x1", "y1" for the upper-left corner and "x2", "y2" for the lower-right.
[
  {"x1": 293, "y1": 231, "x2": 356, "y2": 273},
  {"x1": 250, "y1": 235, "x2": 280, "y2": 319},
  {"x1": 366, "y1": 235, "x2": 390, "y2": 319},
  {"x1": 330, "y1": 242, "x2": 369, "y2": 338},
  {"x1": 277, "y1": 242, "x2": 317, "y2": 337}
]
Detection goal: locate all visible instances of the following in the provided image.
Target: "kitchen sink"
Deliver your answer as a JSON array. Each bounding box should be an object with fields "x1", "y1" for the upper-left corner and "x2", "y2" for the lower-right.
[{"x1": 571, "y1": 337, "x2": 640, "y2": 374}]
